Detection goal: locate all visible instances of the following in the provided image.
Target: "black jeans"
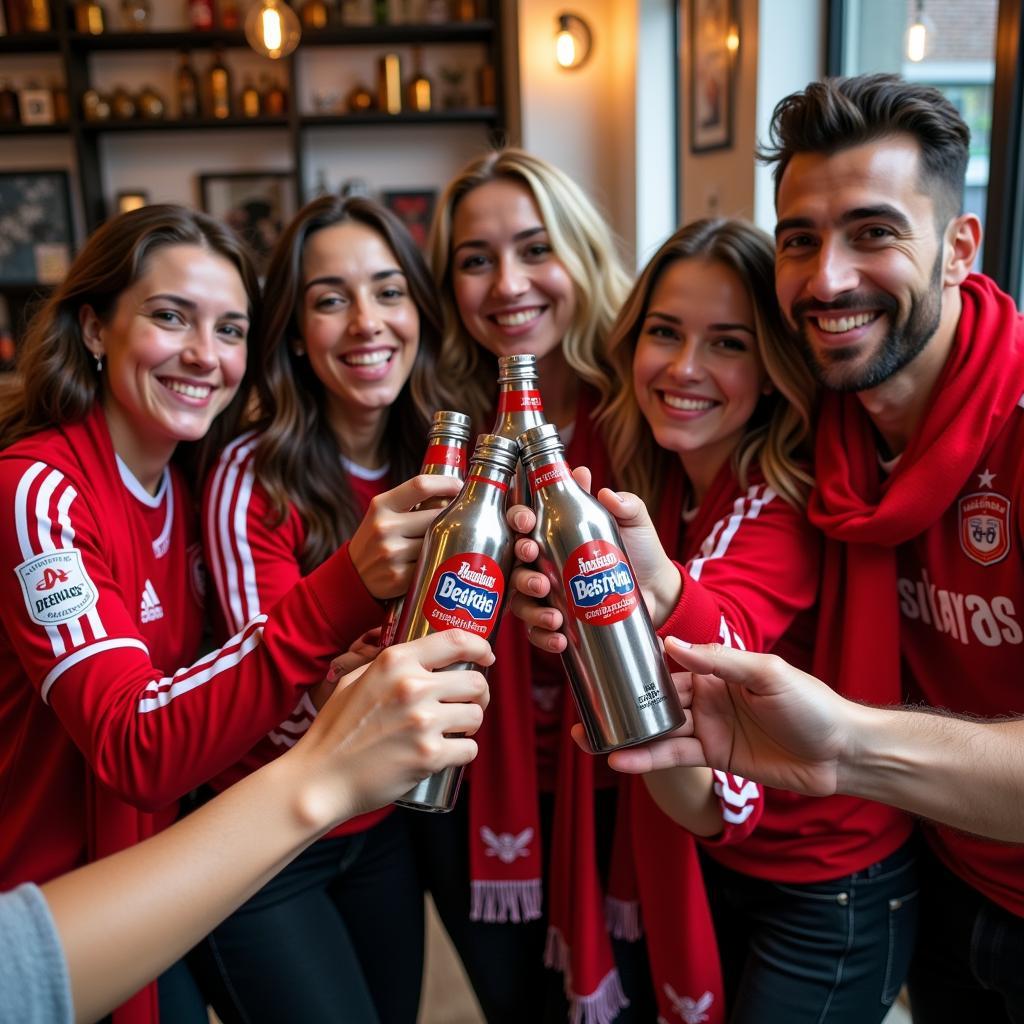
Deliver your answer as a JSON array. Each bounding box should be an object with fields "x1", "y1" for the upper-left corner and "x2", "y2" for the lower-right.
[
  {"x1": 701, "y1": 840, "x2": 919, "y2": 1024},
  {"x1": 908, "y1": 844, "x2": 1024, "y2": 1023},
  {"x1": 407, "y1": 787, "x2": 656, "y2": 1024},
  {"x1": 189, "y1": 811, "x2": 423, "y2": 1024}
]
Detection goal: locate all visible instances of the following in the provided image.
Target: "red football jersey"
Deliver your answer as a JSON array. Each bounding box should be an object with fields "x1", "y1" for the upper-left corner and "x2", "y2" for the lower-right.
[
  {"x1": 896, "y1": 399, "x2": 1024, "y2": 915},
  {"x1": 657, "y1": 468, "x2": 913, "y2": 881},
  {"x1": 0, "y1": 408, "x2": 383, "y2": 886},
  {"x1": 202, "y1": 432, "x2": 392, "y2": 834}
]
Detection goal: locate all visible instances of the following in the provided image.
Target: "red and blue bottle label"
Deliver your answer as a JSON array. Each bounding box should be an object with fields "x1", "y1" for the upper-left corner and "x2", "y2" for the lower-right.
[
  {"x1": 562, "y1": 539, "x2": 638, "y2": 626},
  {"x1": 422, "y1": 552, "x2": 505, "y2": 638}
]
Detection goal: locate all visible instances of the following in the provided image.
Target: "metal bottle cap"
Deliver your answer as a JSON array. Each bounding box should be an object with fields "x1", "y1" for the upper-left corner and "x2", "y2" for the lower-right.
[
  {"x1": 518, "y1": 422, "x2": 564, "y2": 465},
  {"x1": 430, "y1": 409, "x2": 472, "y2": 440},
  {"x1": 497, "y1": 353, "x2": 539, "y2": 383},
  {"x1": 469, "y1": 433, "x2": 519, "y2": 475}
]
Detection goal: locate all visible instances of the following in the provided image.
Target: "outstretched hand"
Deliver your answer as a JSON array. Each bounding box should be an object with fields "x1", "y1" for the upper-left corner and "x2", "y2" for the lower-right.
[
  {"x1": 294, "y1": 629, "x2": 493, "y2": 824},
  {"x1": 601, "y1": 638, "x2": 849, "y2": 799}
]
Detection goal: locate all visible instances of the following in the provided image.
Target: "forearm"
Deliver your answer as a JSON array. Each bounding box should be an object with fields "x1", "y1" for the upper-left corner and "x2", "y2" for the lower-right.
[
  {"x1": 841, "y1": 705, "x2": 1024, "y2": 842},
  {"x1": 643, "y1": 766, "x2": 722, "y2": 837},
  {"x1": 43, "y1": 751, "x2": 346, "y2": 1024}
]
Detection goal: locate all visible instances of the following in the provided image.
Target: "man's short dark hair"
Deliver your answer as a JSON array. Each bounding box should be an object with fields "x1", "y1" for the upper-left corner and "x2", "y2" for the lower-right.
[{"x1": 760, "y1": 74, "x2": 971, "y2": 224}]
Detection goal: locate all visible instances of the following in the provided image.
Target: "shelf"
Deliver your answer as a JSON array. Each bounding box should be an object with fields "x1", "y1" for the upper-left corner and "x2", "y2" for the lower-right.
[
  {"x1": 66, "y1": 21, "x2": 492, "y2": 52},
  {"x1": 0, "y1": 122, "x2": 72, "y2": 135},
  {"x1": 80, "y1": 116, "x2": 289, "y2": 133},
  {"x1": 0, "y1": 32, "x2": 61, "y2": 53},
  {"x1": 300, "y1": 108, "x2": 497, "y2": 127},
  {"x1": 299, "y1": 21, "x2": 494, "y2": 46},
  {"x1": 69, "y1": 30, "x2": 249, "y2": 52}
]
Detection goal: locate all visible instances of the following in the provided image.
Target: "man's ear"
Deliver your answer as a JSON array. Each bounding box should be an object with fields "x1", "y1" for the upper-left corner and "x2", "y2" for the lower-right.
[
  {"x1": 79, "y1": 305, "x2": 105, "y2": 360},
  {"x1": 943, "y1": 213, "x2": 981, "y2": 287}
]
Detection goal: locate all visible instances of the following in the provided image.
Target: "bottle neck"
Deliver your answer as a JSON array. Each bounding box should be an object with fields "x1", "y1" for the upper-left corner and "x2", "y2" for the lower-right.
[
  {"x1": 462, "y1": 461, "x2": 513, "y2": 505},
  {"x1": 524, "y1": 449, "x2": 574, "y2": 498},
  {"x1": 421, "y1": 435, "x2": 468, "y2": 477},
  {"x1": 496, "y1": 379, "x2": 544, "y2": 416}
]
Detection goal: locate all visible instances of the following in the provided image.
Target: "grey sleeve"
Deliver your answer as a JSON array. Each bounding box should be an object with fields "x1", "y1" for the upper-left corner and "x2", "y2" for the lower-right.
[{"x1": 0, "y1": 883, "x2": 73, "y2": 1024}]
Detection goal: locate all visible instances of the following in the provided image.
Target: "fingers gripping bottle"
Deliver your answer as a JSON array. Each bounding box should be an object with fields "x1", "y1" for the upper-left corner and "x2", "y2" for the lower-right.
[
  {"x1": 518, "y1": 424, "x2": 685, "y2": 752},
  {"x1": 491, "y1": 354, "x2": 547, "y2": 507},
  {"x1": 380, "y1": 410, "x2": 472, "y2": 648},
  {"x1": 393, "y1": 433, "x2": 519, "y2": 811}
]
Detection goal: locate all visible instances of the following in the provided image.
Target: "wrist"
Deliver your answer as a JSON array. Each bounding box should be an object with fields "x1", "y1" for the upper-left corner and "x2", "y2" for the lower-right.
[
  {"x1": 836, "y1": 702, "x2": 905, "y2": 802},
  {"x1": 271, "y1": 745, "x2": 359, "y2": 840},
  {"x1": 651, "y1": 559, "x2": 683, "y2": 629}
]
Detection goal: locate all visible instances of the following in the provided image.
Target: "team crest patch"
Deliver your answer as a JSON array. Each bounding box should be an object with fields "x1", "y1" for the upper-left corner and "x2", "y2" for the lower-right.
[
  {"x1": 16, "y1": 549, "x2": 98, "y2": 626},
  {"x1": 959, "y1": 491, "x2": 1011, "y2": 566}
]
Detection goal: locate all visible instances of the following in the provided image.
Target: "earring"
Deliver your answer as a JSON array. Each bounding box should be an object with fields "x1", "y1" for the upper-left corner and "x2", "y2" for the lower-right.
[{"x1": 94, "y1": 353, "x2": 103, "y2": 373}]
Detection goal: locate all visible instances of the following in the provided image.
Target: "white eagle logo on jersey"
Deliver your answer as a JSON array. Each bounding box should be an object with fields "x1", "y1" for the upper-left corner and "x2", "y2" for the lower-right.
[
  {"x1": 480, "y1": 826, "x2": 534, "y2": 864},
  {"x1": 663, "y1": 985, "x2": 713, "y2": 1024}
]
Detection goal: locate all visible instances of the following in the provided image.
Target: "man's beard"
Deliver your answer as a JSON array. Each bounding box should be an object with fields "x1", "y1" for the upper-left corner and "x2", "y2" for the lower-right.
[{"x1": 791, "y1": 252, "x2": 943, "y2": 393}]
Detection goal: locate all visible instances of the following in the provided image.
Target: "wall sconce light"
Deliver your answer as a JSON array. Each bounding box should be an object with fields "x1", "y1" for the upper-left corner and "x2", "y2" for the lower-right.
[
  {"x1": 245, "y1": 0, "x2": 301, "y2": 60},
  {"x1": 554, "y1": 12, "x2": 593, "y2": 70},
  {"x1": 725, "y1": 24, "x2": 740, "y2": 56},
  {"x1": 905, "y1": 0, "x2": 934, "y2": 63}
]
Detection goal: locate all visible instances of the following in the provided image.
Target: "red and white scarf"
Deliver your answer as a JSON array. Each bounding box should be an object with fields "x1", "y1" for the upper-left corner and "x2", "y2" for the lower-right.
[{"x1": 809, "y1": 273, "x2": 1024, "y2": 704}]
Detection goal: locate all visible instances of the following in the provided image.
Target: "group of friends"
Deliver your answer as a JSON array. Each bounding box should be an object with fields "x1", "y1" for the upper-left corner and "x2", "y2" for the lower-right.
[{"x1": 1, "y1": 71, "x2": 1023, "y2": 1024}]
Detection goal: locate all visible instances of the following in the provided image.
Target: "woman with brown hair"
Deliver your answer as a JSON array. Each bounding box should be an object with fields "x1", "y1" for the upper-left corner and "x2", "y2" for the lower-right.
[
  {"x1": 0, "y1": 204, "x2": 486, "y2": 1024},
  {"x1": 200, "y1": 194, "x2": 454, "y2": 1024}
]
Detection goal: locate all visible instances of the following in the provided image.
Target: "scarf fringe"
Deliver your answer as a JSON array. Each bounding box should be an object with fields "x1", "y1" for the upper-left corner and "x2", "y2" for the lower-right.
[
  {"x1": 469, "y1": 878, "x2": 543, "y2": 923},
  {"x1": 545, "y1": 926, "x2": 631, "y2": 1024},
  {"x1": 604, "y1": 896, "x2": 643, "y2": 941}
]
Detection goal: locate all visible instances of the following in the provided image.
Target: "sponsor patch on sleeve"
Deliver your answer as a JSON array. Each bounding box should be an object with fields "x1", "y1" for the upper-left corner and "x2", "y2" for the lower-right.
[{"x1": 16, "y1": 549, "x2": 99, "y2": 627}]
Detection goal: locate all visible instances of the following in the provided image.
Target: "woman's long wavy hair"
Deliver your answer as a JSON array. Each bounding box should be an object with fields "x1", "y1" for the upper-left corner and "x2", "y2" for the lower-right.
[
  {"x1": 252, "y1": 195, "x2": 447, "y2": 573},
  {"x1": 429, "y1": 148, "x2": 632, "y2": 429},
  {"x1": 0, "y1": 204, "x2": 261, "y2": 480},
  {"x1": 598, "y1": 219, "x2": 816, "y2": 510}
]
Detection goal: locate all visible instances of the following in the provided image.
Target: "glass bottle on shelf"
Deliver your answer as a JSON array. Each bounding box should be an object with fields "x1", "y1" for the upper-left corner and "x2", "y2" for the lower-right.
[
  {"x1": 110, "y1": 85, "x2": 137, "y2": 119},
  {"x1": 51, "y1": 77, "x2": 69, "y2": 121},
  {"x1": 25, "y1": 0, "x2": 51, "y2": 31},
  {"x1": 5, "y1": 1, "x2": 26, "y2": 35},
  {"x1": 300, "y1": 0, "x2": 328, "y2": 28},
  {"x1": 74, "y1": 1, "x2": 105, "y2": 33},
  {"x1": 340, "y1": 0, "x2": 372, "y2": 25},
  {"x1": 262, "y1": 75, "x2": 287, "y2": 116},
  {"x1": 477, "y1": 62, "x2": 495, "y2": 107},
  {"x1": 187, "y1": 0, "x2": 214, "y2": 30},
  {"x1": 207, "y1": 46, "x2": 232, "y2": 118},
  {"x1": 218, "y1": 0, "x2": 239, "y2": 29},
  {"x1": 120, "y1": 0, "x2": 150, "y2": 31},
  {"x1": 0, "y1": 82, "x2": 20, "y2": 124},
  {"x1": 406, "y1": 47, "x2": 431, "y2": 112},
  {"x1": 176, "y1": 49, "x2": 200, "y2": 119},
  {"x1": 137, "y1": 83, "x2": 166, "y2": 119},
  {"x1": 423, "y1": 0, "x2": 448, "y2": 24},
  {"x1": 454, "y1": 0, "x2": 474, "y2": 20},
  {"x1": 378, "y1": 52, "x2": 401, "y2": 114},
  {"x1": 240, "y1": 77, "x2": 260, "y2": 118}
]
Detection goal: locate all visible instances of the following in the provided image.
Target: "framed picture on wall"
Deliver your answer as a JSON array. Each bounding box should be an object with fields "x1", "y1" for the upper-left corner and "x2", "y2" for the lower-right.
[
  {"x1": 382, "y1": 189, "x2": 437, "y2": 249},
  {"x1": 689, "y1": 0, "x2": 736, "y2": 153},
  {"x1": 0, "y1": 170, "x2": 74, "y2": 285},
  {"x1": 199, "y1": 171, "x2": 296, "y2": 272}
]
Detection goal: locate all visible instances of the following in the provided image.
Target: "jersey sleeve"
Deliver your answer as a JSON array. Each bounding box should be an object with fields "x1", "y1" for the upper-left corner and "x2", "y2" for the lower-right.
[
  {"x1": 202, "y1": 437, "x2": 303, "y2": 635},
  {"x1": 658, "y1": 483, "x2": 821, "y2": 653},
  {"x1": 0, "y1": 457, "x2": 382, "y2": 812}
]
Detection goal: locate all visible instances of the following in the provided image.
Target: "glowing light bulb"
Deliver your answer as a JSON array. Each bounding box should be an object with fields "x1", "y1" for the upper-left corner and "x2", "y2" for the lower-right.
[
  {"x1": 726, "y1": 27, "x2": 739, "y2": 54},
  {"x1": 906, "y1": 20, "x2": 927, "y2": 62},
  {"x1": 555, "y1": 30, "x2": 576, "y2": 68},
  {"x1": 245, "y1": 0, "x2": 300, "y2": 61},
  {"x1": 553, "y1": 13, "x2": 592, "y2": 71}
]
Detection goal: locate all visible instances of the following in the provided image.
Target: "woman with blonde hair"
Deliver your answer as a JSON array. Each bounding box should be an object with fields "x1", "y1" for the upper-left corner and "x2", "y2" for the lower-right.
[
  {"x1": 199, "y1": 194, "x2": 456, "y2": 1024},
  {"x1": 515, "y1": 219, "x2": 918, "y2": 1024},
  {"x1": 415, "y1": 148, "x2": 668, "y2": 1023}
]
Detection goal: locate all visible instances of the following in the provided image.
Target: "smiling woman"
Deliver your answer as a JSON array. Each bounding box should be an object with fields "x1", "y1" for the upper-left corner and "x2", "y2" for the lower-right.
[
  {"x1": 193, "y1": 194, "x2": 456, "y2": 1024},
  {"x1": 0, "y1": 204, "x2": 436, "y2": 1023}
]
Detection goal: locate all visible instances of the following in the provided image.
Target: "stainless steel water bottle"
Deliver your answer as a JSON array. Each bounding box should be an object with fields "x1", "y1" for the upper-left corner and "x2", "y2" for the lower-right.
[
  {"x1": 380, "y1": 411, "x2": 472, "y2": 649},
  {"x1": 518, "y1": 423, "x2": 685, "y2": 752},
  {"x1": 490, "y1": 353, "x2": 547, "y2": 507},
  {"x1": 393, "y1": 433, "x2": 519, "y2": 811}
]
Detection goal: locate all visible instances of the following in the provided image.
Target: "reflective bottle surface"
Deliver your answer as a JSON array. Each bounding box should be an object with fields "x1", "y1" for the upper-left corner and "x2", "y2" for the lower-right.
[
  {"x1": 490, "y1": 353, "x2": 547, "y2": 507},
  {"x1": 393, "y1": 433, "x2": 519, "y2": 811},
  {"x1": 519, "y1": 423, "x2": 684, "y2": 752},
  {"x1": 380, "y1": 410, "x2": 472, "y2": 649}
]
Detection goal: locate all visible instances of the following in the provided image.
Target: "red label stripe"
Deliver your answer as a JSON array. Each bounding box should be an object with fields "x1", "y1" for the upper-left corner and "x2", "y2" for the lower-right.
[
  {"x1": 497, "y1": 389, "x2": 544, "y2": 413},
  {"x1": 423, "y1": 443, "x2": 466, "y2": 470},
  {"x1": 528, "y1": 461, "x2": 572, "y2": 491},
  {"x1": 468, "y1": 474, "x2": 509, "y2": 492}
]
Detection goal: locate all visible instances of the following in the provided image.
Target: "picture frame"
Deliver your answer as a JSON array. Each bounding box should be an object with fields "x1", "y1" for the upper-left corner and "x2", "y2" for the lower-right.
[
  {"x1": 116, "y1": 190, "x2": 149, "y2": 214},
  {"x1": 381, "y1": 189, "x2": 437, "y2": 249},
  {"x1": 199, "y1": 171, "x2": 296, "y2": 272},
  {"x1": 689, "y1": 0, "x2": 736, "y2": 153},
  {"x1": 19, "y1": 87, "x2": 55, "y2": 126},
  {"x1": 0, "y1": 170, "x2": 74, "y2": 286}
]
